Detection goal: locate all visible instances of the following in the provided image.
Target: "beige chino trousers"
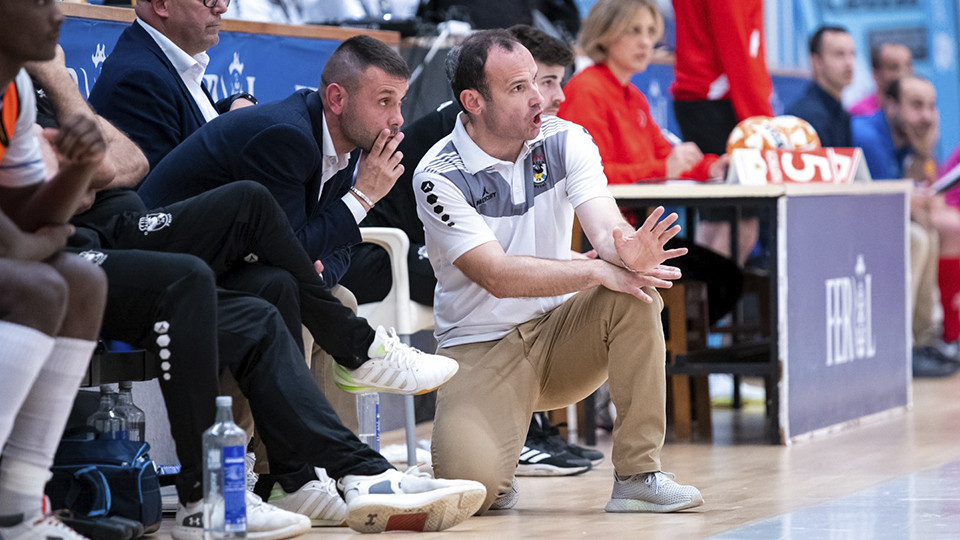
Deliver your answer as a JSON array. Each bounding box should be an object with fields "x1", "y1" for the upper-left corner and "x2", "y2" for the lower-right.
[{"x1": 431, "y1": 286, "x2": 667, "y2": 513}]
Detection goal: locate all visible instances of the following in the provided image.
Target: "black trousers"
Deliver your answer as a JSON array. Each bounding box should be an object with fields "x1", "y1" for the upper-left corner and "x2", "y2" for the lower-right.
[
  {"x1": 340, "y1": 242, "x2": 437, "y2": 306},
  {"x1": 77, "y1": 183, "x2": 376, "y2": 366},
  {"x1": 71, "y1": 184, "x2": 390, "y2": 502}
]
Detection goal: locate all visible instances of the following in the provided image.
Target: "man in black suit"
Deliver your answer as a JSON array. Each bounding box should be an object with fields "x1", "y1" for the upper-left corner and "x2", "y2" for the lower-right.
[{"x1": 139, "y1": 36, "x2": 407, "y2": 286}]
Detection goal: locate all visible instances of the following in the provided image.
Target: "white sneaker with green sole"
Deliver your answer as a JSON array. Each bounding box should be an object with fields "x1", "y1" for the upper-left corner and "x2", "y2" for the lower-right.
[{"x1": 333, "y1": 326, "x2": 458, "y2": 395}]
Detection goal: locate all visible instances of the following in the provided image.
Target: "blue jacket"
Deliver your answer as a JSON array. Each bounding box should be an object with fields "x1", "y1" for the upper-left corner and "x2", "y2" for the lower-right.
[
  {"x1": 138, "y1": 90, "x2": 361, "y2": 284},
  {"x1": 851, "y1": 110, "x2": 910, "y2": 181},
  {"x1": 89, "y1": 21, "x2": 213, "y2": 171},
  {"x1": 785, "y1": 82, "x2": 852, "y2": 148}
]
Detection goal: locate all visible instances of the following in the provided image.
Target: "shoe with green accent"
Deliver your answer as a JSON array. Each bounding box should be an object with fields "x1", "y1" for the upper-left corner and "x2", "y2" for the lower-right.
[
  {"x1": 267, "y1": 471, "x2": 347, "y2": 527},
  {"x1": 333, "y1": 326, "x2": 458, "y2": 395}
]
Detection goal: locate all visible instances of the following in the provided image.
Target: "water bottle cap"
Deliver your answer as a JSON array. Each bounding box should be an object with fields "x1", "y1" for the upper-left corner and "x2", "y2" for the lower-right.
[
  {"x1": 119, "y1": 381, "x2": 133, "y2": 389},
  {"x1": 215, "y1": 396, "x2": 232, "y2": 407}
]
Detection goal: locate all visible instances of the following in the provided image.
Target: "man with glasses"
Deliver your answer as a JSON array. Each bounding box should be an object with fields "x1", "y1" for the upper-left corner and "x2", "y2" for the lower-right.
[{"x1": 88, "y1": 0, "x2": 251, "y2": 171}]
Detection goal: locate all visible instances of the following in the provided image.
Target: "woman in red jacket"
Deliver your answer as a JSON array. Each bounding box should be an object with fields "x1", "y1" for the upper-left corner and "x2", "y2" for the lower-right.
[{"x1": 558, "y1": 0, "x2": 727, "y2": 184}]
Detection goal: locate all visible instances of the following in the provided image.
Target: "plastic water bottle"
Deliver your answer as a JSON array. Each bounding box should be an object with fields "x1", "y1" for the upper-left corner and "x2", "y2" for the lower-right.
[
  {"x1": 87, "y1": 387, "x2": 127, "y2": 440},
  {"x1": 202, "y1": 396, "x2": 247, "y2": 539},
  {"x1": 356, "y1": 392, "x2": 380, "y2": 452},
  {"x1": 115, "y1": 381, "x2": 146, "y2": 443}
]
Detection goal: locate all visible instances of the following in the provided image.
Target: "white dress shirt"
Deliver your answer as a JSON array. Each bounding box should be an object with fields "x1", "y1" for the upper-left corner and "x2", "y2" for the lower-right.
[{"x1": 137, "y1": 18, "x2": 219, "y2": 123}]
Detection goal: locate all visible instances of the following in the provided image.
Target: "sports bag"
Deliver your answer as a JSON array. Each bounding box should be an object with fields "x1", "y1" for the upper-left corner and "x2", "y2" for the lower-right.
[{"x1": 45, "y1": 432, "x2": 162, "y2": 534}]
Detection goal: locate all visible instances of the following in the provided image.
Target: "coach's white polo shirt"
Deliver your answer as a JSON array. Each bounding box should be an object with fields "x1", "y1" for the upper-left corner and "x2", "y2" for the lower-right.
[{"x1": 414, "y1": 113, "x2": 614, "y2": 348}]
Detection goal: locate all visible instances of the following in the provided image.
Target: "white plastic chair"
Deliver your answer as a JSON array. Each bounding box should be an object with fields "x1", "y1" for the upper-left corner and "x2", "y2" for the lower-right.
[{"x1": 357, "y1": 227, "x2": 435, "y2": 467}]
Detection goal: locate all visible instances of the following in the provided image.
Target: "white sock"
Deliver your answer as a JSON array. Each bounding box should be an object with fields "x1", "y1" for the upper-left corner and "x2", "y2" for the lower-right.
[
  {"x1": 0, "y1": 337, "x2": 96, "y2": 518},
  {"x1": 0, "y1": 321, "x2": 55, "y2": 450}
]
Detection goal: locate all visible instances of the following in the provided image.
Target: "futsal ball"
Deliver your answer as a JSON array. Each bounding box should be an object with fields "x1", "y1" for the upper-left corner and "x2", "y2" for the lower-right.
[
  {"x1": 770, "y1": 115, "x2": 821, "y2": 151},
  {"x1": 726, "y1": 116, "x2": 789, "y2": 153}
]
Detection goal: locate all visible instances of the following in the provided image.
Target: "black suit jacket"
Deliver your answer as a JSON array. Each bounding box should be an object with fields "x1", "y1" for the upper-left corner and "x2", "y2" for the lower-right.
[
  {"x1": 89, "y1": 21, "x2": 214, "y2": 171},
  {"x1": 138, "y1": 90, "x2": 361, "y2": 284}
]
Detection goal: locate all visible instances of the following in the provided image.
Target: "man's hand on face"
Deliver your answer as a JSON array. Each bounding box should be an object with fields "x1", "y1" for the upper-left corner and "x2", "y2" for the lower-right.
[
  {"x1": 903, "y1": 111, "x2": 939, "y2": 159},
  {"x1": 613, "y1": 206, "x2": 688, "y2": 273},
  {"x1": 353, "y1": 128, "x2": 404, "y2": 207}
]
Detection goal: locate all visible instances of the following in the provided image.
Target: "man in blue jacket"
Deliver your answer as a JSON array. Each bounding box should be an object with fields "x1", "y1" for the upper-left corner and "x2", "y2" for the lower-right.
[{"x1": 88, "y1": 0, "x2": 253, "y2": 171}]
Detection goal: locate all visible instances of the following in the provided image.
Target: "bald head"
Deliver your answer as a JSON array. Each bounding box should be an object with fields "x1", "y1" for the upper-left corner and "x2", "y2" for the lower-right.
[{"x1": 134, "y1": 0, "x2": 227, "y2": 56}]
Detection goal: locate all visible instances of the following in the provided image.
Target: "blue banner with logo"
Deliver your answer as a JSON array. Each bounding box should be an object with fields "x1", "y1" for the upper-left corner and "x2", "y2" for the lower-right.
[
  {"x1": 784, "y1": 193, "x2": 909, "y2": 438},
  {"x1": 59, "y1": 17, "x2": 339, "y2": 104}
]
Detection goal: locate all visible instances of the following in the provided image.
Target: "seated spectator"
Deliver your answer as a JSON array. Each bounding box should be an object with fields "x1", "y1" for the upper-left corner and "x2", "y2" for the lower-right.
[
  {"x1": 558, "y1": 0, "x2": 726, "y2": 184},
  {"x1": 849, "y1": 43, "x2": 912, "y2": 118},
  {"x1": 419, "y1": 28, "x2": 703, "y2": 514},
  {"x1": 786, "y1": 25, "x2": 854, "y2": 147},
  {"x1": 852, "y1": 76, "x2": 959, "y2": 377},
  {"x1": 88, "y1": 0, "x2": 256, "y2": 171},
  {"x1": 0, "y1": 5, "x2": 107, "y2": 536}
]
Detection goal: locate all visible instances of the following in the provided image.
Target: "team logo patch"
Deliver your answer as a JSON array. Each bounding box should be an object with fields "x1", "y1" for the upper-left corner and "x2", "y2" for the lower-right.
[
  {"x1": 244, "y1": 253, "x2": 259, "y2": 263},
  {"x1": 532, "y1": 147, "x2": 548, "y2": 185},
  {"x1": 138, "y1": 212, "x2": 173, "y2": 234},
  {"x1": 77, "y1": 250, "x2": 108, "y2": 265},
  {"x1": 420, "y1": 180, "x2": 435, "y2": 193}
]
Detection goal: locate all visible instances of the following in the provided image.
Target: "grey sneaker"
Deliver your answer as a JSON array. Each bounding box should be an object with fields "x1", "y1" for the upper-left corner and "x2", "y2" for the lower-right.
[
  {"x1": 338, "y1": 469, "x2": 485, "y2": 533},
  {"x1": 489, "y1": 477, "x2": 519, "y2": 510},
  {"x1": 604, "y1": 472, "x2": 703, "y2": 513}
]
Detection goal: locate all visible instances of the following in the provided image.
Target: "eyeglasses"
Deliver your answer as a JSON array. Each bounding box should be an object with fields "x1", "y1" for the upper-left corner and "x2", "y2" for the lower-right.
[{"x1": 201, "y1": 0, "x2": 231, "y2": 8}]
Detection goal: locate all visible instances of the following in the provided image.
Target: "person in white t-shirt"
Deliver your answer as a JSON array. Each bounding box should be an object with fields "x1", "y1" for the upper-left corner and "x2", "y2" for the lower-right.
[{"x1": 415, "y1": 29, "x2": 704, "y2": 515}]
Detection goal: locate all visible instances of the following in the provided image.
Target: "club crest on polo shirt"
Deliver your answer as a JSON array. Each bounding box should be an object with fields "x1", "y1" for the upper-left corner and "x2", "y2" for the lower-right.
[
  {"x1": 532, "y1": 146, "x2": 548, "y2": 186},
  {"x1": 138, "y1": 212, "x2": 173, "y2": 234}
]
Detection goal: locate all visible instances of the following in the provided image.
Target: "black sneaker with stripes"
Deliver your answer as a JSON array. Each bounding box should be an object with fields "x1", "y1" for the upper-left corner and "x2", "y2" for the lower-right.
[{"x1": 516, "y1": 414, "x2": 592, "y2": 477}]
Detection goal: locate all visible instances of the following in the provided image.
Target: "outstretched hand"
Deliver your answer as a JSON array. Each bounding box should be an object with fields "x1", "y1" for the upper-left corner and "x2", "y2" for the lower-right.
[{"x1": 613, "y1": 207, "x2": 687, "y2": 273}]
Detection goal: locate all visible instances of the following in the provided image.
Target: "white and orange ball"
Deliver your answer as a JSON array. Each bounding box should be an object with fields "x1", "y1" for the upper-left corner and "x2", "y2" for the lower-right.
[
  {"x1": 726, "y1": 116, "x2": 789, "y2": 153},
  {"x1": 769, "y1": 115, "x2": 821, "y2": 151}
]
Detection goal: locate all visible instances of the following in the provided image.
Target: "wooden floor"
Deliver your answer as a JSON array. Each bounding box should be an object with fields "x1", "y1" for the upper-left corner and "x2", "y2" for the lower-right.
[{"x1": 156, "y1": 374, "x2": 960, "y2": 539}]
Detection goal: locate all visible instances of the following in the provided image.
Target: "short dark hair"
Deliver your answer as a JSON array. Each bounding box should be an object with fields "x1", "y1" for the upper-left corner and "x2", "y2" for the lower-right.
[
  {"x1": 507, "y1": 24, "x2": 573, "y2": 68},
  {"x1": 870, "y1": 42, "x2": 909, "y2": 70},
  {"x1": 445, "y1": 29, "x2": 519, "y2": 110},
  {"x1": 884, "y1": 74, "x2": 929, "y2": 103},
  {"x1": 320, "y1": 35, "x2": 410, "y2": 92},
  {"x1": 809, "y1": 25, "x2": 849, "y2": 56}
]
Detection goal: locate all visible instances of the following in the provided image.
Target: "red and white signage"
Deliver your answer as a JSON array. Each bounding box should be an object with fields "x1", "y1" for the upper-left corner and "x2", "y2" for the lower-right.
[{"x1": 727, "y1": 148, "x2": 872, "y2": 185}]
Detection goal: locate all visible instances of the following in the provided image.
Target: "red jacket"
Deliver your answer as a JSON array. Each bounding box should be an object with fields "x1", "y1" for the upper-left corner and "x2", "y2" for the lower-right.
[
  {"x1": 670, "y1": 0, "x2": 773, "y2": 120},
  {"x1": 558, "y1": 64, "x2": 716, "y2": 184}
]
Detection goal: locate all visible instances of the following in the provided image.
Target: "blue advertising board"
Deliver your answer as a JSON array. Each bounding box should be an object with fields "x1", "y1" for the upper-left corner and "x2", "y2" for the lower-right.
[
  {"x1": 59, "y1": 17, "x2": 340, "y2": 104},
  {"x1": 783, "y1": 193, "x2": 909, "y2": 438}
]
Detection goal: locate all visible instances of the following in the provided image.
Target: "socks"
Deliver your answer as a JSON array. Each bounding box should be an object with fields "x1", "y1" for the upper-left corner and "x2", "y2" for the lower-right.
[
  {"x1": 0, "y1": 321, "x2": 55, "y2": 450},
  {"x1": 0, "y1": 337, "x2": 96, "y2": 518},
  {"x1": 938, "y1": 257, "x2": 960, "y2": 343}
]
